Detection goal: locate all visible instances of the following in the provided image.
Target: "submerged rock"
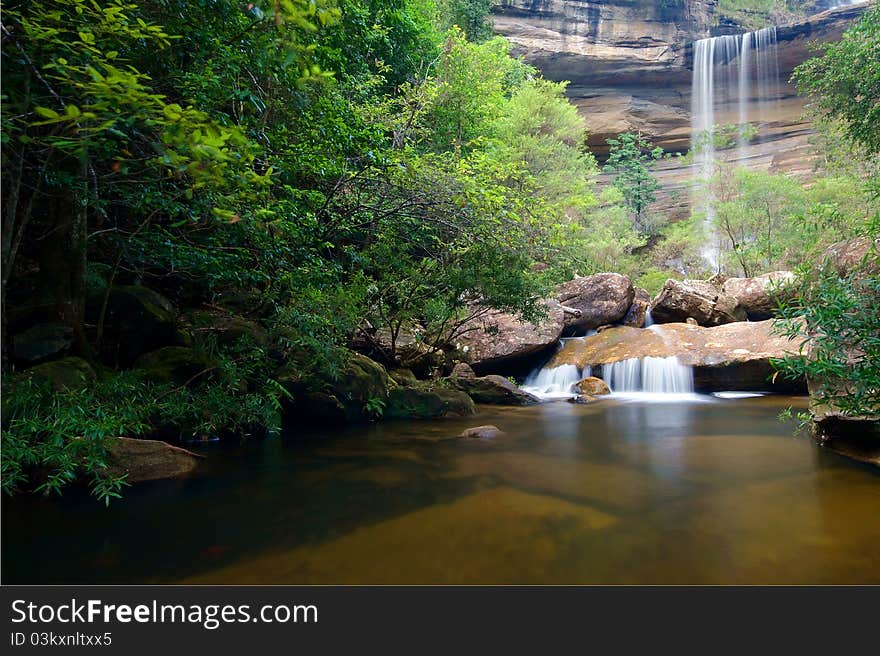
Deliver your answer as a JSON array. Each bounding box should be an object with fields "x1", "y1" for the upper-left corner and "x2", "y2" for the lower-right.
[
  {"x1": 650, "y1": 279, "x2": 746, "y2": 326},
  {"x1": 557, "y1": 273, "x2": 634, "y2": 332},
  {"x1": 722, "y1": 271, "x2": 794, "y2": 321},
  {"x1": 458, "y1": 425, "x2": 504, "y2": 439},
  {"x1": 386, "y1": 384, "x2": 475, "y2": 419},
  {"x1": 568, "y1": 394, "x2": 601, "y2": 405},
  {"x1": 575, "y1": 377, "x2": 611, "y2": 396},
  {"x1": 105, "y1": 437, "x2": 203, "y2": 483},
  {"x1": 456, "y1": 302, "x2": 564, "y2": 372},
  {"x1": 547, "y1": 320, "x2": 805, "y2": 393},
  {"x1": 449, "y1": 374, "x2": 541, "y2": 405}
]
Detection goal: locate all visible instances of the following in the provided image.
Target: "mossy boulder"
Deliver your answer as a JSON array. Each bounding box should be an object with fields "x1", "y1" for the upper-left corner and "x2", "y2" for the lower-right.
[
  {"x1": 180, "y1": 309, "x2": 268, "y2": 347},
  {"x1": 133, "y1": 347, "x2": 213, "y2": 385},
  {"x1": 278, "y1": 352, "x2": 395, "y2": 424},
  {"x1": 386, "y1": 384, "x2": 475, "y2": 419},
  {"x1": 87, "y1": 285, "x2": 177, "y2": 367},
  {"x1": 575, "y1": 376, "x2": 610, "y2": 396},
  {"x1": 448, "y1": 375, "x2": 541, "y2": 405},
  {"x1": 22, "y1": 357, "x2": 96, "y2": 391},
  {"x1": 12, "y1": 322, "x2": 73, "y2": 364},
  {"x1": 389, "y1": 368, "x2": 418, "y2": 387}
]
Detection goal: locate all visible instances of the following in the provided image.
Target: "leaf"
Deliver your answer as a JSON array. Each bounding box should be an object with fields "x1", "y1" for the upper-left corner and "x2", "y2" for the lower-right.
[{"x1": 34, "y1": 107, "x2": 60, "y2": 119}]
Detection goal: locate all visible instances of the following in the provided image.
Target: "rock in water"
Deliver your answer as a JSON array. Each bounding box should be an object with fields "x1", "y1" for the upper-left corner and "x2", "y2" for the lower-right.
[
  {"x1": 105, "y1": 437, "x2": 203, "y2": 483},
  {"x1": 458, "y1": 425, "x2": 504, "y2": 439},
  {"x1": 456, "y1": 302, "x2": 564, "y2": 371},
  {"x1": 557, "y1": 273, "x2": 635, "y2": 332},
  {"x1": 546, "y1": 320, "x2": 805, "y2": 393},
  {"x1": 650, "y1": 279, "x2": 745, "y2": 326},
  {"x1": 575, "y1": 377, "x2": 611, "y2": 396},
  {"x1": 722, "y1": 271, "x2": 794, "y2": 320},
  {"x1": 448, "y1": 375, "x2": 541, "y2": 405}
]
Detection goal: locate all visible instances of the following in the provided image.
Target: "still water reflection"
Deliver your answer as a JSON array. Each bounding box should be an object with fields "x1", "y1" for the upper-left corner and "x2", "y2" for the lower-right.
[{"x1": 3, "y1": 395, "x2": 879, "y2": 584}]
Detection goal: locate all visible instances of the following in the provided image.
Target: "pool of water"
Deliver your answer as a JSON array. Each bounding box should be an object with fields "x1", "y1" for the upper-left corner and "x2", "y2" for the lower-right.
[{"x1": 3, "y1": 395, "x2": 879, "y2": 584}]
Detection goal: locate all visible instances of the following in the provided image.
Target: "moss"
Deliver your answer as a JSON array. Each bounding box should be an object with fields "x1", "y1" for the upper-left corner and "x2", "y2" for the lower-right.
[
  {"x1": 389, "y1": 368, "x2": 418, "y2": 387},
  {"x1": 133, "y1": 347, "x2": 213, "y2": 385},
  {"x1": 385, "y1": 384, "x2": 475, "y2": 419},
  {"x1": 182, "y1": 309, "x2": 268, "y2": 347},
  {"x1": 22, "y1": 357, "x2": 96, "y2": 391}
]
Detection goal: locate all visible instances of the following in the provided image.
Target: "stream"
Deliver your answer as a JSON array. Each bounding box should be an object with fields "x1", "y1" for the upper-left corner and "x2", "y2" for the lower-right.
[{"x1": 4, "y1": 394, "x2": 879, "y2": 584}]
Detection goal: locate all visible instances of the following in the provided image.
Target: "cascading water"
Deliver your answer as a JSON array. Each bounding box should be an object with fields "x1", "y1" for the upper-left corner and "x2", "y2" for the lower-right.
[
  {"x1": 602, "y1": 356, "x2": 694, "y2": 394},
  {"x1": 691, "y1": 26, "x2": 779, "y2": 271},
  {"x1": 522, "y1": 363, "x2": 587, "y2": 399}
]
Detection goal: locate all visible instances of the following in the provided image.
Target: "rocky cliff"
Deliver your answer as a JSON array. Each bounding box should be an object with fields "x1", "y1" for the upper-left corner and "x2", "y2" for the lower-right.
[{"x1": 494, "y1": 1, "x2": 871, "y2": 159}]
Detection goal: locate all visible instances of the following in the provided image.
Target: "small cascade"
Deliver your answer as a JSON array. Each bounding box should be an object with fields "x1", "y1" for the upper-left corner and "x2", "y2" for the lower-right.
[
  {"x1": 691, "y1": 26, "x2": 779, "y2": 271},
  {"x1": 602, "y1": 356, "x2": 694, "y2": 394},
  {"x1": 522, "y1": 364, "x2": 587, "y2": 399}
]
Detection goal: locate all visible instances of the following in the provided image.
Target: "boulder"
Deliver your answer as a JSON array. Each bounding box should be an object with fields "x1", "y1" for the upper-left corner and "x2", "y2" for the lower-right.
[
  {"x1": 87, "y1": 285, "x2": 177, "y2": 367},
  {"x1": 389, "y1": 368, "x2": 418, "y2": 387},
  {"x1": 448, "y1": 375, "x2": 541, "y2": 405},
  {"x1": 722, "y1": 271, "x2": 794, "y2": 320},
  {"x1": 12, "y1": 322, "x2": 73, "y2": 364},
  {"x1": 386, "y1": 384, "x2": 475, "y2": 419},
  {"x1": 623, "y1": 288, "x2": 651, "y2": 328},
  {"x1": 278, "y1": 352, "x2": 395, "y2": 424},
  {"x1": 456, "y1": 301, "x2": 564, "y2": 371},
  {"x1": 650, "y1": 279, "x2": 746, "y2": 326},
  {"x1": 557, "y1": 273, "x2": 635, "y2": 332},
  {"x1": 567, "y1": 395, "x2": 601, "y2": 404},
  {"x1": 133, "y1": 347, "x2": 214, "y2": 385},
  {"x1": 575, "y1": 377, "x2": 611, "y2": 396},
  {"x1": 450, "y1": 362, "x2": 477, "y2": 379},
  {"x1": 105, "y1": 437, "x2": 203, "y2": 483},
  {"x1": 22, "y1": 357, "x2": 96, "y2": 391},
  {"x1": 821, "y1": 236, "x2": 879, "y2": 276},
  {"x1": 180, "y1": 309, "x2": 268, "y2": 347},
  {"x1": 547, "y1": 320, "x2": 806, "y2": 393},
  {"x1": 458, "y1": 425, "x2": 504, "y2": 439}
]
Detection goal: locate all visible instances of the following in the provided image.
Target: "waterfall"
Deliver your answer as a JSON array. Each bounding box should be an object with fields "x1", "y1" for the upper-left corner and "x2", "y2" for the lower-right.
[
  {"x1": 602, "y1": 356, "x2": 694, "y2": 394},
  {"x1": 691, "y1": 26, "x2": 779, "y2": 271},
  {"x1": 522, "y1": 364, "x2": 587, "y2": 399}
]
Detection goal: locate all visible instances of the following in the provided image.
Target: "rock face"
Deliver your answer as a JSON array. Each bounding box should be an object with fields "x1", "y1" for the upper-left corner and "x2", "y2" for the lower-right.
[
  {"x1": 457, "y1": 302, "x2": 564, "y2": 371},
  {"x1": 547, "y1": 320, "x2": 805, "y2": 392},
  {"x1": 386, "y1": 385, "x2": 475, "y2": 420},
  {"x1": 722, "y1": 271, "x2": 794, "y2": 320},
  {"x1": 449, "y1": 374, "x2": 541, "y2": 406},
  {"x1": 650, "y1": 279, "x2": 746, "y2": 326},
  {"x1": 105, "y1": 437, "x2": 202, "y2": 484},
  {"x1": 557, "y1": 273, "x2": 635, "y2": 332},
  {"x1": 821, "y1": 236, "x2": 880, "y2": 276}
]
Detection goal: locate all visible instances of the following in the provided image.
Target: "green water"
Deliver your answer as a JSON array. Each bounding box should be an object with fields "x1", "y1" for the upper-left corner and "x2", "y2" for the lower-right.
[{"x1": 3, "y1": 395, "x2": 879, "y2": 584}]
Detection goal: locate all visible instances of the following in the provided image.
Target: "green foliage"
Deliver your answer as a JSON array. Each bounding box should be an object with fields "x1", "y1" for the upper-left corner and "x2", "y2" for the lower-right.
[
  {"x1": 437, "y1": 0, "x2": 495, "y2": 42},
  {"x1": 793, "y1": 5, "x2": 880, "y2": 155},
  {"x1": 603, "y1": 132, "x2": 664, "y2": 233},
  {"x1": 772, "y1": 251, "x2": 880, "y2": 420}
]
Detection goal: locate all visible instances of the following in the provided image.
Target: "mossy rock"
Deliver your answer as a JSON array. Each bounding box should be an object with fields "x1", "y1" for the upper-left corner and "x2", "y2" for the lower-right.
[
  {"x1": 86, "y1": 285, "x2": 177, "y2": 367},
  {"x1": 278, "y1": 352, "x2": 395, "y2": 424},
  {"x1": 448, "y1": 375, "x2": 541, "y2": 406},
  {"x1": 181, "y1": 309, "x2": 268, "y2": 347},
  {"x1": 22, "y1": 357, "x2": 96, "y2": 391},
  {"x1": 133, "y1": 347, "x2": 213, "y2": 385},
  {"x1": 389, "y1": 368, "x2": 418, "y2": 387},
  {"x1": 385, "y1": 384, "x2": 475, "y2": 419}
]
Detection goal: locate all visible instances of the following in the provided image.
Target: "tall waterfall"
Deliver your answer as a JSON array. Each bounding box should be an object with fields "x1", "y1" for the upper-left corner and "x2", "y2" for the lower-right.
[
  {"x1": 691, "y1": 26, "x2": 779, "y2": 271},
  {"x1": 602, "y1": 357, "x2": 694, "y2": 394}
]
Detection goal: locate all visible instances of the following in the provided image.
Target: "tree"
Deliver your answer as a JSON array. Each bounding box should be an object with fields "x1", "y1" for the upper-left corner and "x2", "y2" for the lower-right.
[
  {"x1": 602, "y1": 132, "x2": 663, "y2": 233},
  {"x1": 792, "y1": 4, "x2": 880, "y2": 155},
  {"x1": 437, "y1": 0, "x2": 495, "y2": 42}
]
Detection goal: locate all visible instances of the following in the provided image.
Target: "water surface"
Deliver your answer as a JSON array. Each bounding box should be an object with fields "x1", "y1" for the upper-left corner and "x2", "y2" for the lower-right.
[{"x1": 4, "y1": 395, "x2": 879, "y2": 584}]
